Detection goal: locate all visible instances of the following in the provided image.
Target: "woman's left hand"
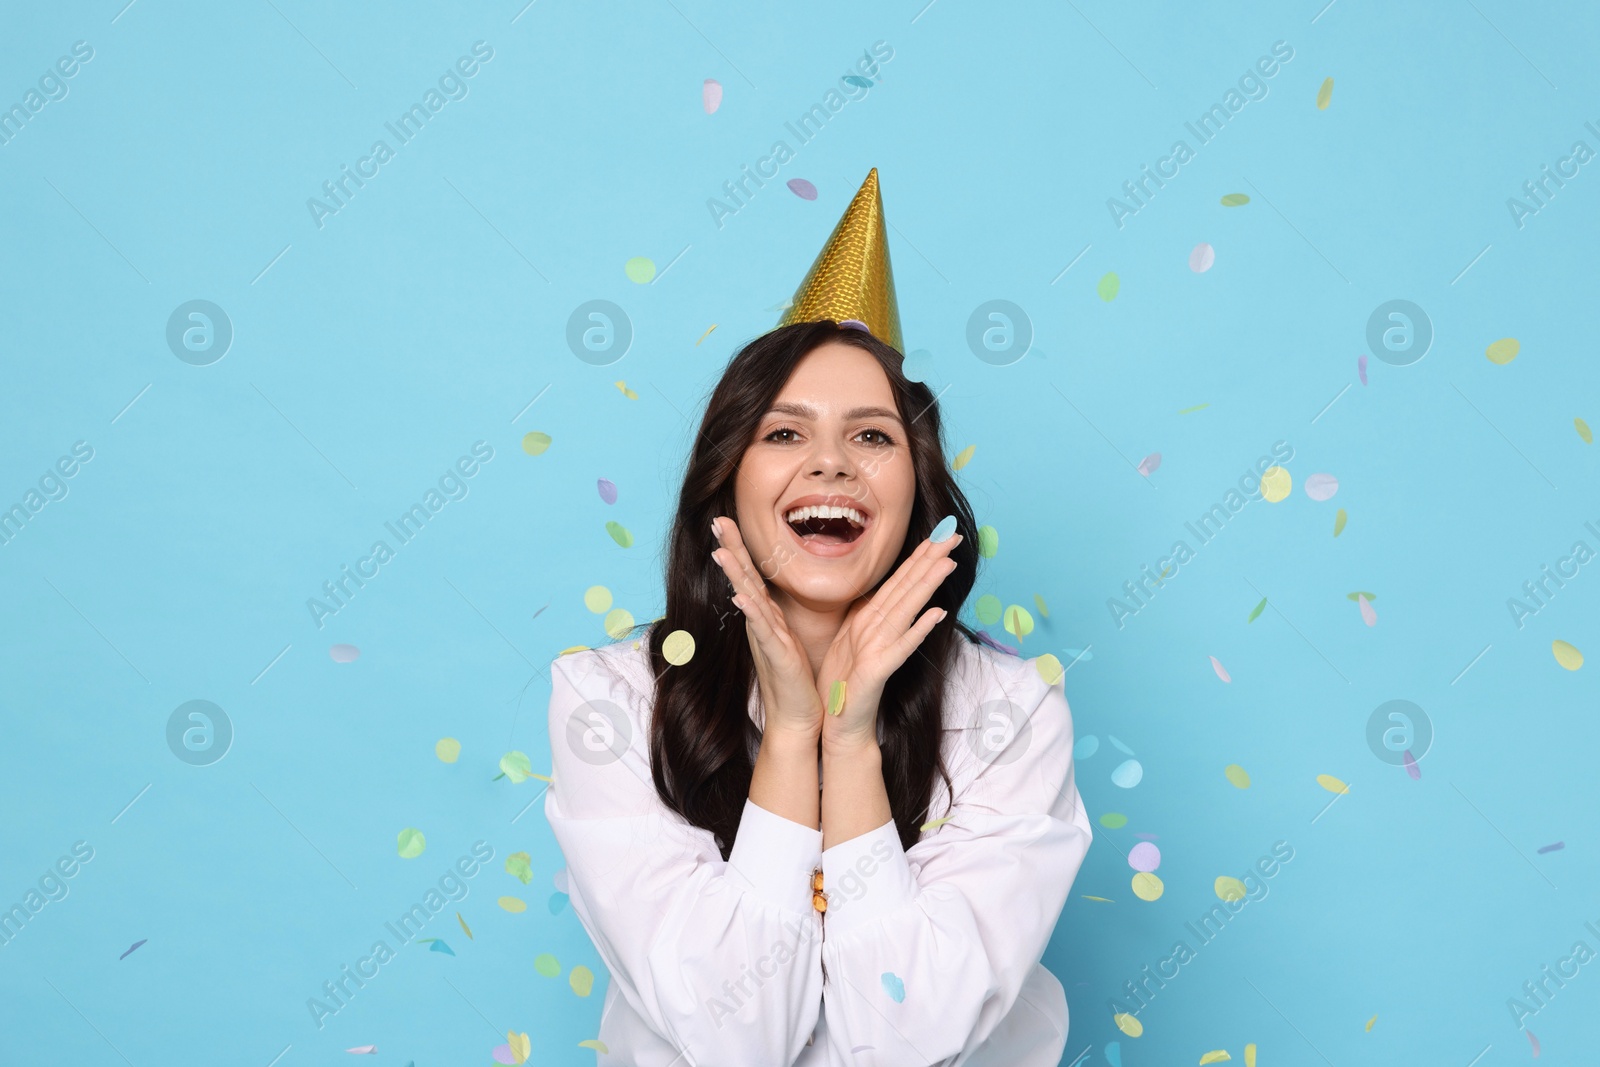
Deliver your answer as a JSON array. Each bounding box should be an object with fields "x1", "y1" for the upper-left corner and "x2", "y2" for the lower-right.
[{"x1": 815, "y1": 532, "x2": 963, "y2": 749}]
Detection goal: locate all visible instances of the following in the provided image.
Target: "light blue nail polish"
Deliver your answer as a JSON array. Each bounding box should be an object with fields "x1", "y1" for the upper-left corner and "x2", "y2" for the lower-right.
[{"x1": 930, "y1": 515, "x2": 957, "y2": 543}]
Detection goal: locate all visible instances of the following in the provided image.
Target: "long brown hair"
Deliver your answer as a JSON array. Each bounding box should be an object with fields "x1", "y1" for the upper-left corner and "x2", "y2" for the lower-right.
[{"x1": 637, "y1": 320, "x2": 982, "y2": 861}]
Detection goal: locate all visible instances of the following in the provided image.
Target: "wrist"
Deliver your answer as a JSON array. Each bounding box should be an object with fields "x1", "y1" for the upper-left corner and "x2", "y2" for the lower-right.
[
  {"x1": 822, "y1": 733, "x2": 881, "y2": 762},
  {"x1": 761, "y1": 725, "x2": 821, "y2": 754}
]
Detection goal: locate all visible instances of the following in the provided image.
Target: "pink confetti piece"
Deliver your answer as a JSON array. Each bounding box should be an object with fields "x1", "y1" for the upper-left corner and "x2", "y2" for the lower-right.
[
  {"x1": 597, "y1": 478, "x2": 617, "y2": 505},
  {"x1": 1304, "y1": 472, "x2": 1339, "y2": 501},
  {"x1": 976, "y1": 630, "x2": 1018, "y2": 655},
  {"x1": 1209, "y1": 655, "x2": 1232, "y2": 683},
  {"x1": 330, "y1": 643, "x2": 360, "y2": 663},
  {"x1": 702, "y1": 78, "x2": 722, "y2": 114},
  {"x1": 119, "y1": 939, "x2": 146, "y2": 959},
  {"x1": 1537, "y1": 841, "x2": 1565, "y2": 854},
  {"x1": 838, "y1": 318, "x2": 869, "y2": 332},
  {"x1": 1189, "y1": 242, "x2": 1215, "y2": 272},
  {"x1": 345, "y1": 1046, "x2": 377, "y2": 1055},
  {"x1": 1403, "y1": 750, "x2": 1420, "y2": 780},
  {"x1": 1134, "y1": 832, "x2": 1160, "y2": 840},
  {"x1": 851, "y1": 1046, "x2": 875, "y2": 1053},
  {"x1": 787, "y1": 178, "x2": 817, "y2": 200},
  {"x1": 1137, "y1": 452, "x2": 1162, "y2": 477},
  {"x1": 1527, "y1": 1029, "x2": 1540, "y2": 1057},
  {"x1": 492, "y1": 1045, "x2": 516, "y2": 1065},
  {"x1": 1127, "y1": 841, "x2": 1161, "y2": 872},
  {"x1": 1358, "y1": 593, "x2": 1377, "y2": 627},
  {"x1": 1358, "y1": 354, "x2": 1368, "y2": 385}
]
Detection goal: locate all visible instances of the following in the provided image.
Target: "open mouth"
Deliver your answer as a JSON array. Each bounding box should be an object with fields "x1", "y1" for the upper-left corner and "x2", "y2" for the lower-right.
[{"x1": 783, "y1": 504, "x2": 869, "y2": 546}]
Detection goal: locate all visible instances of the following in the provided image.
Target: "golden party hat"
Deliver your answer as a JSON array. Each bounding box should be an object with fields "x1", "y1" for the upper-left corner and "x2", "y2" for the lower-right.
[{"x1": 777, "y1": 168, "x2": 903, "y2": 353}]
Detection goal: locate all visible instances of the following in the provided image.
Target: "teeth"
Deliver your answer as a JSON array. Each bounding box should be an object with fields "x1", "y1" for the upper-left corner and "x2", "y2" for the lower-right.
[{"x1": 785, "y1": 504, "x2": 866, "y2": 527}]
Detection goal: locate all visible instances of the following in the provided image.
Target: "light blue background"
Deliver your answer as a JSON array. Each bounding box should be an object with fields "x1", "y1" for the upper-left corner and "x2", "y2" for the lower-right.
[{"x1": 2, "y1": 0, "x2": 1597, "y2": 1064}]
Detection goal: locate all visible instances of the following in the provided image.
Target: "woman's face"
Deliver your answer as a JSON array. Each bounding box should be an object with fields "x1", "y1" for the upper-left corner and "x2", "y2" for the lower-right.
[{"x1": 733, "y1": 341, "x2": 917, "y2": 614}]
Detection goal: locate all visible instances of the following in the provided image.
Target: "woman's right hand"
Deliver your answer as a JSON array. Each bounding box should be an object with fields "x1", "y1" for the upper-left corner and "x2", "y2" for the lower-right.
[{"x1": 711, "y1": 515, "x2": 823, "y2": 743}]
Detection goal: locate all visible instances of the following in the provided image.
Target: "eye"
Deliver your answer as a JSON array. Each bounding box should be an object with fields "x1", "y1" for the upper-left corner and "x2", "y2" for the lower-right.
[
  {"x1": 857, "y1": 427, "x2": 896, "y2": 446},
  {"x1": 762, "y1": 425, "x2": 800, "y2": 443}
]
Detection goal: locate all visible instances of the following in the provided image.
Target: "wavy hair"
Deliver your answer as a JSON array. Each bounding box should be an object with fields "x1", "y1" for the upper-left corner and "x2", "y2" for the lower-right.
[{"x1": 637, "y1": 320, "x2": 983, "y2": 862}]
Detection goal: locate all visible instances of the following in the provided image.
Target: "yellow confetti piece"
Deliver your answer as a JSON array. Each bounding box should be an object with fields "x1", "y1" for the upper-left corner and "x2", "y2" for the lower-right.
[
  {"x1": 458, "y1": 912, "x2": 473, "y2": 940},
  {"x1": 1577, "y1": 418, "x2": 1593, "y2": 444},
  {"x1": 827, "y1": 679, "x2": 847, "y2": 716},
  {"x1": 578, "y1": 1040, "x2": 608, "y2": 1053},
  {"x1": 1201, "y1": 1052, "x2": 1232, "y2": 1065},
  {"x1": 695, "y1": 324, "x2": 717, "y2": 346},
  {"x1": 529, "y1": 772, "x2": 552, "y2": 782},
  {"x1": 1214, "y1": 876, "x2": 1247, "y2": 902},
  {"x1": 977, "y1": 524, "x2": 999, "y2": 558},
  {"x1": 435, "y1": 738, "x2": 461, "y2": 763},
  {"x1": 1485, "y1": 337, "x2": 1520, "y2": 364},
  {"x1": 975, "y1": 594, "x2": 1002, "y2": 624},
  {"x1": 1221, "y1": 193, "x2": 1250, "y2": 207},
  {"x1": 498, "y1": 896, "x2": 527, "y2": 913},
  {"x1": 1224, "y1": 763, "x2": 1250, "y2": 789},
  {"x1": 570, "y1": 964, "x2": 595, "y2": 996},
  {"x1": 1245, "y1": 1043, "x2": 1256, "y2": 1067},
  {"x1": 605, "y1": 521, "x2": 634, "y2": 548},
  {"x1": 583, "y1": 586, "x2": 613, "y2": 613},
  {"x1": 952, "y1": 444, "x2": 976, "y2": 471},
  {"x1": 624, "y1": 256, "x2": 656, "y2": 284},
  {"x1": 1097, "y1": 271, "x2": 1121, "y2": 302},
  {"x1": 1316, "y1": 76, "x2": 1334, "y2": 109},
  {"x1": 614, "y1": 380, "x2": 639, "y2": 400},
  {"x1": 1033, "y1": 593, "x2": 1049, "y2": 619},
  {"x1": 920, "y1": 816, "x2": 952, "y2": 831},
  {"x1": 1260, "y1": 465, "x2": 1292, "y2": 502},
  {"x1": 1003, "y1": 605, "x2": 1034, "y2": 641},
  {"x1": 1114, "y1": 1011, "x2": 1144, "y2": 1037},
  {"x1": 397, "y1": 828, "x2": 426, "y2": 859},
  {"x1": 534, "y1": 953, "x2": 561, "y2": 977},
  {"x1": 508, "y1": 1031, "x2": 531, "y2": 1064},
  {"x1": 1178, "y1": 402, "x2": 1210, "y2": 414},
  {"x1": 603, "y1": 607, "x2": 635, "y2": 639},
  {"x1": 1365, "y1": 1014, "x2": 1377, "y2": 1032},
  {"x1": 558, "y1": 645, "x2": 591, "y2": 656},
  {"x1": 1035, "y1": 653, "x2": 1064, "y2": 686},
  {"x1": 1333, "y1": 508, "x2": 1347, "y2": 536},
  {"x1": 1082, "y1": 894, "x2": 1114, "y2": 902},
  {"x1": 521, "y1": 431, "x2": 552, "y2": 456},
  {"x1": 1553, "y1": 639, "x2": 1584, "y2": 670},
  {"x1": 1131, "y1": 871, "x2": 1164, "y2": 901},
  {"x1": 662, "y1": 629, "x2": 696, "y2": 665},
  {"x1": 1317, "y1": 773, "x2": 1350, "y2": 794}
]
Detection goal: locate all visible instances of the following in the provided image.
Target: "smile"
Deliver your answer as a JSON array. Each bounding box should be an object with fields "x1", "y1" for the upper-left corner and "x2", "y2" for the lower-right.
[{"x1": 780, "y1": 498, "x2": 872, "y2": 557}]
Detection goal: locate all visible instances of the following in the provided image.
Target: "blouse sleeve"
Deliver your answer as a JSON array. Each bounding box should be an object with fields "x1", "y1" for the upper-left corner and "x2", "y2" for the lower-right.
[
  {"x1": 543, "y1": 648, "x2": 826, "y2": 1067},
  {"x1": 816, "y1": 655, "x2": 1092, "y2": 1067}
]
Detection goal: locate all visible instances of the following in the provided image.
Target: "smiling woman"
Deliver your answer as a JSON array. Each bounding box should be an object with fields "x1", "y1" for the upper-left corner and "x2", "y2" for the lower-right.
[{"x1": 545, "y1": 169, "x2": 1091, "y2": 1067}]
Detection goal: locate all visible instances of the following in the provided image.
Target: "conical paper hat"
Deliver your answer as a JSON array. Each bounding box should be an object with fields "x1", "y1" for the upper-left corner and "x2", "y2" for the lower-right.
[{"x1": 777, "y1": 168, "x2": 903, "y2": 353}]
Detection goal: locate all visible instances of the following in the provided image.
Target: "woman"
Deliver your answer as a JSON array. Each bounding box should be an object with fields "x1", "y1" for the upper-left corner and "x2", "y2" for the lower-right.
[{"x1": 545, "y1": 171, "x2": 1092, "y2": 1066}]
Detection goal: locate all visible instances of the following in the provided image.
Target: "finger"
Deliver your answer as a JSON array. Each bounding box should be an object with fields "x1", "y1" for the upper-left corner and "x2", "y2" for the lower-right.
[
  {"x1": 716, "y1": 518, "x2": 800, "y2": 659},
  {"x1": 891, "y1": 606, "x2": 948, "y2": 662},
  {"x1": 874, "y1": 534, "x2": 963, "y2": 634},
  {"x1": 869, "y1": 529, "x2": 962, "y2": 616}
]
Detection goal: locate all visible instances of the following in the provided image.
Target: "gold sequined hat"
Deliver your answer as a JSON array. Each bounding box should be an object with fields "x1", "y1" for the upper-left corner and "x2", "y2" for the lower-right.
[{"x1": 776, "y1": 168, "x2": 903, "y2": 353}]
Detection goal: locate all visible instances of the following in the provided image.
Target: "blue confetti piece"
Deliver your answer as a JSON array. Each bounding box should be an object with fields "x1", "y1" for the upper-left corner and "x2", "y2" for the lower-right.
[
  {"x1": 843, "y1": 75, "x2": 874, "y2": 89},
  {"x1": 1107, "y1": 734, "x2": 1135, "y2": 756},
  {"x1": 119, "y1": 939, "x2": 147, "y2": 960},
  {"x1": 1105, "y1": 1040, "x2": 1121, "y2": 1067},
  {"x1": 880, "y1": 972, "x2": 905, "y2": 1003},
  {"x1": 930, "y1": 514, "x2": 957, "y2": 543},
  {"x1": 549, "y1": 891, "x2": 569, "y2": 915},
  {"x1": 902, "y1": 349, "x2": 934, "y2": 383},
  {"x1": 428, "y1": 939, "x2": 455, "y2": 955},
  {"x1": 1074, "y1": 735, "x2": 1099, "y2": 760}
]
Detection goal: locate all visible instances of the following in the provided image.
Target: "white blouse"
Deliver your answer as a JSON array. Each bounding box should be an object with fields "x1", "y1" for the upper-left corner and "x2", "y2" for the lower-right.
[{"x1": 544, "y1": 633, "x2": 1093, "y2": 1067}]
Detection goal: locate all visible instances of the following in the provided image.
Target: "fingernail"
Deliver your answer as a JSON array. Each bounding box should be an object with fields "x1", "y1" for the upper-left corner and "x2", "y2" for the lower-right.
[
  {"x1": 930, "y1": 515, "x2": 957, "y2": 543},
  {"x1": 711, "y1": 518, "x2": 722, "y2": 541}
]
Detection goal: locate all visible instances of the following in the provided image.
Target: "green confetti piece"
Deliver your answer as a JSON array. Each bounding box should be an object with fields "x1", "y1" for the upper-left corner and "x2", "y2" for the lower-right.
[
  {"x1": 1247, "y1": 597, "x2": 1266, "y2": 623},
  {"x1": 605, "y1": 521, "x2": 634, "y2": 548},
  {"x1": 499, "y1": 751, "x2": 533, "y2": 784},
  {"x1": 974, "y1": 594, "x2": 1002, "y2": 625},
  {"x1": 976, "y1": 524, "x2": 999, "y2": 559},
  {"x1": 534, "y1": 953, "x2": 561, "y2": 977},
  {"x1": 624, "y1": 256, "x2": 656, "y2": 284},
  {"x1": 1177, "y1": 402, "x2": 1210, "y2": 414},
  {"x1": 1345, "y1": 591, "x2": 1377, "y2": 602},
  {"x1": 1097, "y1": 271, "x2": 1120, "y2": 302},
  {"x1": 397, "y1": 827, "x2": 426, "y2": 859},
  {"x1": 570, "y1": 965, "x2": 595, "y2": 997},
  {"x1": 506, "y1": 852, "x2": 533, "y2": 885},
  {"x1": 1333, "y1": 508, "x2": 1348, "y2": 537},
  {"x1": 827, "y1": 679, "x2": 847, "y2": 716},
  {"x1": 1033, "y1": 593, "x2": 1049, "y2": 619},
  {"x1": 1099, "y1": 812, "x2": 1128, "y2": 829},
  {"x1": 1220, "y1": 193, "x2": 1250, "y2": 207},
  {"x1": 521, "y1": 431, "x2": 551, "y2": 456}
]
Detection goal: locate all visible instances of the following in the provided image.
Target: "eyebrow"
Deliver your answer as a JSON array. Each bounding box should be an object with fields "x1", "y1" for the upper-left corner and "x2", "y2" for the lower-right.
[{"x1": 763, "y1": 401, "x2": 904, "y2": 424}]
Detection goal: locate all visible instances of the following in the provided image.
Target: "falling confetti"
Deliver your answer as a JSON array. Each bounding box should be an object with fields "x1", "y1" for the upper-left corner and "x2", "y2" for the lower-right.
[
  {"x1": 436, "y1": 738, "x2": 461, "y2": 763},
  {"x1": 951, "y1": 444, "x2": 976, "y2": 471},
  {"x1": 1304, "y1": 473, "x2": 1339, "y2": 501},
  {"x1": 613, "y1": 381, "x2": 639, "y2": 400},
  {"x1": 1111, "y1": 759, "x2": 1143, "y2": 788},
  {"x1": 345, "y1": 1047, "x2": 378, "y2": 1055},
  {"x1": 583, "y1": 586, "x2": 613, "y2": 613},
  {"x1": 1137, "y1": 452, "x2": 1162, "y2": 477},
  {"x1": 521, "y1": 431, "x2": 551, "y2": 456},
  {"x1": 931, "y1": 514, "x2": 959, "y2": 542},
  {"x1": 1334, "y1": 508, "x2": 1348, "y2": 536},
  {"x1": 787, "y1": 178, "x2": 818, "y2": 200},
  {"x1": 1189, "y1": 243, "x2": 1215, "y2": 272},
  {"x1": 1317, "y1": 773, "x2": 1350, "y2": 794},
  {"x1": 920, "y1": 816, "x2": 953, "y2": 831},
  {"x1": 499, "y1": 896, "x2": 527, "y2": 913},
  {"x1": 458, "y1": 912, "x2": 473, "y2": 939},
  {"x1": 605, "y1": 521, "x2": 634, "y2": 548},
  {"x1": 1178, "y1": 402, "x2": 1210, "y2": 414},
  {"x1": 1224, "y1": 764, "x2": 1251, "y2": 788},
  {"x1": 881, "y1": 972, "x2": 906, "y2": 1002},
  {"x1": 535, "y1": 953, "x2": 561, "y2": 977},
  {"x1": 1107, "y1": 1041, "x2": 1124, "y2": 1067},
  {"x1": 1114, "y1": 1011, "x2": 1145, "y2": 1036},
  {"x1": 1035, "y1": 653, "x2": 1064, "y2": 685},
  {"x1": 1538, "y1": 842, "x2": 1565, "y2": 853},
  {"x1": 417, "y1": 938, "x2": 454, "y2": 955},
  {"x1": 548, "y1": 892, "x2": 569, "y2": 914},
  {"x1": 1357, "y1": 594, "x2": 1377, "y2": 627},
  {"x1": 1076, "y1": 736, "x2": 1099, "y2": 759},
  {"x1": 1100, "y1": 812, "x2": 1128, "y2": 829},
  {"x1": 827, "y1": 679, "x2": 847, "y2": 716},
  {"x1": 604, "y1": 607, "x2": 635, "y2": 639},
  {"x1": 623, "y1": 257, "x2": 656, "y2": 284},
  {"x1": 1245, "y1": 1044, "x2": 1256, "y2": 1066},
  {"x1": 570, "y1": 965, "x2": 595, "y2": 996},
  {"x1": 1128, "y1": 842, "x2": 1161, "y2": 872},
  {"x1": 506, "y1": 852, "x2": 533, "y2": 885},
  {"x1": 1108, "y1": 735, "x2": 1135, "y2": 755},
  {"x1": 1346, "y1": 591, "x2": 1377, "y2": 601},
  {"x1": 1082, "y1": 895, "x2": 1114, "y2": 903},
  {"x1": 1220, "y1": 193, "x2": 1250, "y2": 207},
  {"x1": 1247, "y1": 598, "x2": 1266, "y2": 623},
  {"x1": 696, "y1": 324, "x2": 718, "y2": 346},
  {"x1": 976, "y1": 524, "x2": 999, "y2": 558},
  {"x1": 1200, "y1": 1051, "x2": 1232, "y2": 1065},
  {"x1": 1033, "y1": 593, "x2": 1050, "y2": 618},
  {"x1": 701, "y1": 78, "x2": 722, "y2": 114},
  {"x1": 662, "y1": 629, "x2": 696, "y2": 665},
  {"x1": 579, "y1": 1040, "x2": 609, "y2": 1053},
  {"x1": 597, "y1": 478, "x2": 618, "y2": 505},
  {"x1": 1577, "y1": 418, "x2": 1593, "y2": 443},
  {"x1": 1215, "y1": 876, "x2": 1247, "y2": 902},
  {"x1": 1097, "y1": 272, "x2": 1121, "y2": 302},
  {"x1": 1403, "y1": 750, "x2": 1420, "y2": 779},
  {"x1": 1365, "y1": 1014, "x2": 1377, "y2": 1032},
  {"x1": 1485, "y1": 337, "x2": 1519, "y2": 364},
  {"x1": 397, "y1": 828, "x2": 426, "y2": 859},
  {"x1": 498, "y1": 751, "x2": 534, "y2": 783},
  {"x1": 1553, "y1": 640, "x2": 1584, "y2": 670},
  {"x1": 1260, "y1": 465, "x2": 1292, "y2": 501},
  {"x1": 1316, "y1": 76, "x2": 1334, "y2": 109},
  {"x1": 1527, "y1": 1029, "x2": 1540, "y2": 1056},
  {"x1": 1358, "y1": 354, "x2": 1368, "y2": 384},
  {"x1": 119, "y1": 939, "x2": 147, "y2": 960},
  {"x1": 1003, "y1": 605, "x2": 1034, "y2": 641},
  {"x1": 330, "y1": 643, "x2": 359, "y2": 663},
  {"x1": 1210, "y1": 655, "x2": 1232, "y2": 683}
]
